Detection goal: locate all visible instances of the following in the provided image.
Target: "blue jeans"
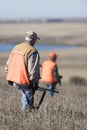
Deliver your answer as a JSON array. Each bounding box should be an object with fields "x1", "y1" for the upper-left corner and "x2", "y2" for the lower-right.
[
  {"x1": 13, "y1": 83, "x2": 35, "y2": 111},
  {"x1": 47, "y1": 84, "x2": 56, "y2": 96}
]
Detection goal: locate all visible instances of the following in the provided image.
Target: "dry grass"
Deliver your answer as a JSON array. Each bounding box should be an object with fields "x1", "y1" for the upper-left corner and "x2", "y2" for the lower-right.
[
  {"x1": 0, "y1": 23, "x2": 87, "y2": 130},
  {"x1": 0, "y1": 46, "x2": 87, "y2": 130},
  {"x1": 0, "y1": 22, "x2": 87, "y2": 45},
  {"x1": 0, "y1": 82, "x2": 87, "y2": 130}
]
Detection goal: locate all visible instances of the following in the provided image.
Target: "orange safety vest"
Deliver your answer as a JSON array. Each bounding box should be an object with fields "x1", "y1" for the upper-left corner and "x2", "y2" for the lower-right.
[
  {"x1": 41, "y1": 60, "x2": 56, "y2": 83},
  {"x1": 6, "y1": 42, "x2": 36, "y2": 85}
]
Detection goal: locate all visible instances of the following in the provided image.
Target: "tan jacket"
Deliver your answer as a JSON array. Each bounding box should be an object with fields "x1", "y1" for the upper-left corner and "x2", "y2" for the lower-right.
[{"x1": 5, "y1": 42, "x2": 40, "y2": 84}]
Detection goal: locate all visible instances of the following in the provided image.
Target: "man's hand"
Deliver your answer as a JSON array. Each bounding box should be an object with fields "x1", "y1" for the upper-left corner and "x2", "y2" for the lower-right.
[
  {"x1": 33, "y1": 82, "x2": 39, "y2": 90},
  {"x1": 31, "y1": 80, "x2": 39, "y2": 90}
]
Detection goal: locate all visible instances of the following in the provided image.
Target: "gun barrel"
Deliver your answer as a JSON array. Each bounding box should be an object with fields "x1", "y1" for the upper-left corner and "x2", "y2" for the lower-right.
[{"x1": 38, "y1": 87, "x2": 59, "y2": 93}]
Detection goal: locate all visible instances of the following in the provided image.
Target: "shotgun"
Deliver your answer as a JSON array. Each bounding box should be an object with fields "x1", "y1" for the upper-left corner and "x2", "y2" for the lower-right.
[
  {"x1": 38, "y1": 86, "x2": 59, "y2": 93},
  {"x1": 36, "y1": 86, "x2": 59, "y2": 109}
]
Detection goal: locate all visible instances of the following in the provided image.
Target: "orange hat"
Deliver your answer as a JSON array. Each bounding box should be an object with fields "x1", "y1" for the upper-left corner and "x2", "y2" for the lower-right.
[{"x1": 49, "y1": 52, "x2": 57, "y2": 58}]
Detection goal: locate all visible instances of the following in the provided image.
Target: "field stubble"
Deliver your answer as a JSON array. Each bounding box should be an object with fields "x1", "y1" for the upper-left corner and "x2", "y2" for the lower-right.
[
  {"x1": 0, "y1": 46, "x2": 87, "y2": 130},
  {"x1": 0, "y1": 83, "x2": 87, "y2": 130},
  {"x1": 0, "y1": 23, "x2": 87, "y2": 45},
  {"x1": 0, "y1": 23, "x2": 87, "y2": 130}
]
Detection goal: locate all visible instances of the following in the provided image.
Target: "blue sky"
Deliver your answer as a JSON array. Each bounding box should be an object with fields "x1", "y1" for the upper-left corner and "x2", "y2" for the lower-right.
[{"x1": 0, "y1": 0, "x2": 87, "y2": 19}]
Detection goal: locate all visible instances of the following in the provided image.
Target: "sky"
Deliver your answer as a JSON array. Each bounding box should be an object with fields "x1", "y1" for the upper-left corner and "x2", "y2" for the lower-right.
[{"x1": 0, "y1": 0, "x2": 87, "y2": 19}]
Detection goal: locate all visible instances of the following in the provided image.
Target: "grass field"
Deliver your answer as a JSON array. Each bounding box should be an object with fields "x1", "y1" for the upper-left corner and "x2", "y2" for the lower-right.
[
  {"x1": 0, "y1": 22, "x2": 87, "y2": 45},
  {"x1": 0, "y1": 23, "x2": 87, "y2": 130}
]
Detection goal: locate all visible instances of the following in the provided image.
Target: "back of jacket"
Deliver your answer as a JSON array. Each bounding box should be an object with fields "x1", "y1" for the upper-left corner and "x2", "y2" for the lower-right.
[
  {"x1": 41, "y1": 60, "x2": 58, "y2": 83},
  {"x1": 6, "y1": 42, "x2": 37, "y2": 85}
]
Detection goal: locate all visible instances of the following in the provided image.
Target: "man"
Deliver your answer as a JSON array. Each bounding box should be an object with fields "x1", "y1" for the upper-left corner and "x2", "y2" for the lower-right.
[
  {"x1": 41, "y1": 52, "x2": 62, "y2": 96},
  {"x1": 5, "y1": 30, "x2": 40, "y2": 111}
]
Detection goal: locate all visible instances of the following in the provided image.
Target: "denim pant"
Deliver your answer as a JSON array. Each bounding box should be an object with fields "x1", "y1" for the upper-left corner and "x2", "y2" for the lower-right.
[
  {"x1": 47, "y1": 84, "x2": 56, "y2": 96},
  {"x1": 13, "y1": 83, "x2": 35, "y2": 111}
]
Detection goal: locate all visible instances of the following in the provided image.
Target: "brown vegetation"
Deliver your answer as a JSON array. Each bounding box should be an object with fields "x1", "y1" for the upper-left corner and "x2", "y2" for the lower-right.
[
  {"x1": 0, "y1": 23, "x2": 87, "y2": 45},
  {"x1": 0, "y1": 23, "x2": 87, "y2": 130}
]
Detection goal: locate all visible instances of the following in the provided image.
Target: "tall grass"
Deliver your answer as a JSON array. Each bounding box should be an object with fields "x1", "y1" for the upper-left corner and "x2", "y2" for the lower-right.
[{"x1": 0, "y1": 83, "x2": 87, "y2": 130}]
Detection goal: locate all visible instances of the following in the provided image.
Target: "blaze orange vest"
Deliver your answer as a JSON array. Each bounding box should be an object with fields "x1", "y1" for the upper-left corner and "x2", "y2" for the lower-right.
[
  {"x1": 6, "y1": 42, "x2": 36, "y2": 85},
  {"x1": 41, "y1": 60, "x2": 56, "y2": 83}
]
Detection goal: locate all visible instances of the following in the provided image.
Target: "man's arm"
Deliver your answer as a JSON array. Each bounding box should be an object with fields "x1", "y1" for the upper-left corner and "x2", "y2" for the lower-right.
[
  {"x1": 28, "y1": 51, "x2": 40, "y2": 88},
  {"x1": 53, "y1": 65, "x2": 62, "y2": 85},
  {"x1": 52, "y1": 65, "x2": 59, "y2": 83}
]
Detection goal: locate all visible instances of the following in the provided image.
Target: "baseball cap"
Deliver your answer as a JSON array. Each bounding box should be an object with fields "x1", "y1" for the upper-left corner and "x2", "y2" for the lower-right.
[
  {"x1": 25, "y1": 31, "x2": 40, "y2": 41},
  {"x1": 49, "y1": 52, "x2": 58, "y2": 58}
]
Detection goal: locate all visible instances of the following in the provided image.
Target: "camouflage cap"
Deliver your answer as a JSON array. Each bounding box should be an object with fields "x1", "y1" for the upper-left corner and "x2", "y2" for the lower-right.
[{"x1": 25, "y1": 30, "x2": 40, "y2": 41}]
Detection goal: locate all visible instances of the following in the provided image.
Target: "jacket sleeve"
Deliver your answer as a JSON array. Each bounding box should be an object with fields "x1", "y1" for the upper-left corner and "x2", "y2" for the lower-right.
[
  {"x1": 52, "y1": 65, "x2": 59, "y2": 83},
  {"x1": 27, "y1": 51, "x2": 40, "y2": 84}
]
